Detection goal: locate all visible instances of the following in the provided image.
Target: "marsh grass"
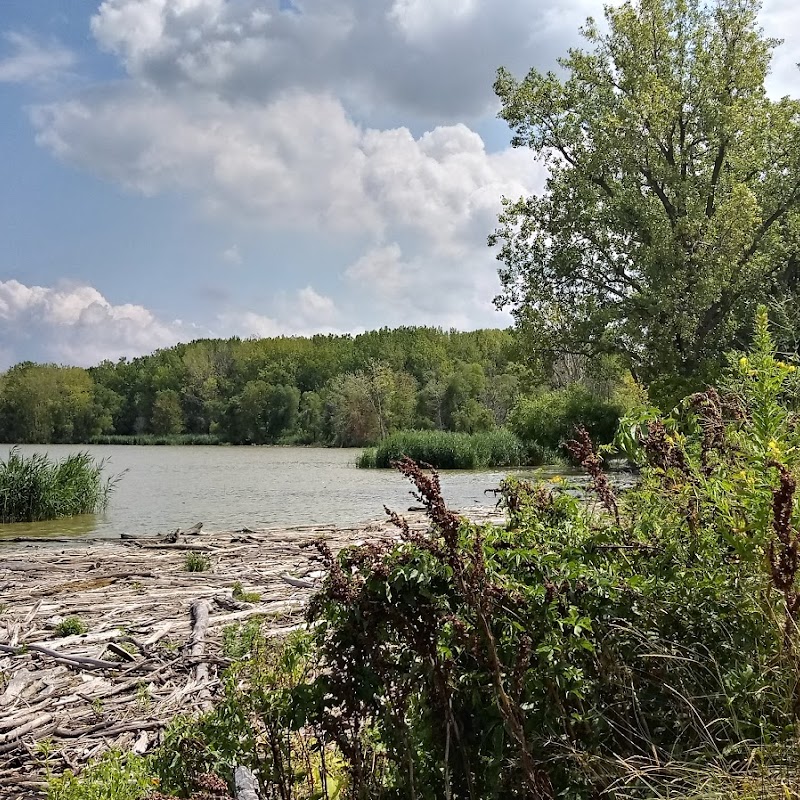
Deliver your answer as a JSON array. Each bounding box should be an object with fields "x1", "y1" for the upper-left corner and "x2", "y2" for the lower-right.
[
  {"x1": 0, "y1": 447, "x2": 119, "y2": 523},
  {"x1": 184, "y1": 552, "x2": 211, "y2": 572},
  {"x1": 357, "y1": 428, "x2": 529, "y2": 469},
  {"x1": 87, "y1": 433, "x2": 222, "y2": 445}
]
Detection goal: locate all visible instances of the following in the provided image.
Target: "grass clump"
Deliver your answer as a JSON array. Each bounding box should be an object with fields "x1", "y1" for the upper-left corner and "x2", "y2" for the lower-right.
[
  {"x1": 54, "y1": 617, "x2": 87, "y2": 637},
  {"x1": 232, "y1": 580, "x2": 261, "y2": 604},
  {"x1": 183, "y1": 552, "x2": 211, "y2": 572},
  {"x1": 0, "y1": 448, "x2": 118, "y2": 523},
  {"x1": 357, "y1": 428, "x2": 527, "y2": 469}
]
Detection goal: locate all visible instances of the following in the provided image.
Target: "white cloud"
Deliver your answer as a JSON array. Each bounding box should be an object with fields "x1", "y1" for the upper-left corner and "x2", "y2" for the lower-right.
[
  {"x1": 0, "y1": 279, "x2": 188, "y2": 367},
  {"x1": 89, "y1": 0, "x2": 596, "y2": 120},
  {"x1": 761, "y1": 0, "x2": 800, "y2": 98},
  {"x1": 221, "y1": 244, "x2": 242, "y2": 264},
  {"x1": 32, "y1": 90, "x2": 544, "y2": 244},
  {"x1": 0, "y1": 32, "x2": 75, "y2": 84},
  {"x1": 389, "y1": 0, "x2": 479, "y2": 43},
  {"x1": 296, "y1": 286, "x2": 338, "y2": 325}
]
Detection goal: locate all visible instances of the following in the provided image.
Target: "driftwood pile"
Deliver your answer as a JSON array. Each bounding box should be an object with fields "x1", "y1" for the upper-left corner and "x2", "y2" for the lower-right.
[{"x1": 0, "y1": 507, "x2": 503, "y2": 798}]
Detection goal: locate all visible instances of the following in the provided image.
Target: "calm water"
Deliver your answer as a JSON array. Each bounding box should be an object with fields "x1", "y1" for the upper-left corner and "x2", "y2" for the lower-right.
[{"x1": 0, "y1": 445, "x2": 564, "y2": 541}]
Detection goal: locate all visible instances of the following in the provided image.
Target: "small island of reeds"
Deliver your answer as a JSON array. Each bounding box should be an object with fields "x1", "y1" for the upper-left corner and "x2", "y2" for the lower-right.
[
  {"x1": 0, "y1": 447, "x2": 117, "y2": 523},
  {"x1": 356, "y1": 428, "x2": 552, "y2": 469}
]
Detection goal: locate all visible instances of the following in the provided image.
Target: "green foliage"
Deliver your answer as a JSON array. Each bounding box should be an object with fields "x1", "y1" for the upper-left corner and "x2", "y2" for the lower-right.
[
  {"x1": 149, "y1": 631, "x2": 343, "y2": 799},
  {"x1": 0, "y1": 448, "x2": 118, "y2": 523},
  {"x1": 509, "y1": 383, "x2": 626, "y2": 460},
  {"x1": 0, "y1": 327, "x2": 559, "y2": 448},
  {"x1": 231, "y1": 581, "x2": 261, "y2": 604},
  {"x1": 54, "y1": 617, "x2": 88, "y2": 637},
  {"x1": 47, "y1": 750, "x2": 155, "y2": 800},
  {"x1": 0, "y1": 363, "x2": 114, "y2": 443},
  {"x1": 357, "y1": 428, "x2": 527, "y2": 469},
  {"x1": 183, "y1": 552, "x2": 211, "y2": 572},
  {"x1": 492, "y1": 0, "x2": 800, "y2": 390},
  {"x1": 221, "y1": 618, "x2": 265, "y2": 660},
  {"x1": 305, "y1": 312, "x2": 800, "y2": 798},
  {"x1": 150, "y1": 389, "x2": 185, "y2": 436}
]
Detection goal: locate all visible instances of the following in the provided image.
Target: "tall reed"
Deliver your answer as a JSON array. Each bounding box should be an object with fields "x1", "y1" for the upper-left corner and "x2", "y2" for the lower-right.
[
  {"x1": 357, "y1": 428, "x2": 529, "y2": 469},
  {"x1": 0, "y1": 447, "x2": 119, "y2": 523}
]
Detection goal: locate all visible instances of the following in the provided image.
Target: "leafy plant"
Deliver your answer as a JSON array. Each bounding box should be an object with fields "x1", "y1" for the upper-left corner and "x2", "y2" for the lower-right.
[
  {"x1": 150, "y1": 632, "x2": 343, "y2": 799},
  {"x1": 183, "y1": 552, "x2": 211, "y2": 572},
  {"x1": 47, "y1": 751, "x2": 155, "y2": 800},
  {"x1": 231, "y1": 581, "x2": 261, "y2": 604},
  {"x1": 55, "y1": 617, "x2": 88, "y2": 637}
]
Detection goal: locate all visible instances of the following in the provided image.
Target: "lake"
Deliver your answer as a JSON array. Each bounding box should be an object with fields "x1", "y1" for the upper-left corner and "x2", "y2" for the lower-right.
[{"x1": 0, "y1": 445, "x2": 564, "y2": 540}]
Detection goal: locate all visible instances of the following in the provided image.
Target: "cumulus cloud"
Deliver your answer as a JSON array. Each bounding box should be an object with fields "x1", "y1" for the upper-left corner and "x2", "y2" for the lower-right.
[
  {"x1": 32, "y1": 91, "x2": 543, "y2": 242},
  {"x1": 0, "y1": 279, "x2": 190, "y2": 367},
  {"x1": 89, "y1": 0, "x2": 595, "y2": 120},
  {"x1": 0, "y1": 32, "x2": 76, "y2": 84}
]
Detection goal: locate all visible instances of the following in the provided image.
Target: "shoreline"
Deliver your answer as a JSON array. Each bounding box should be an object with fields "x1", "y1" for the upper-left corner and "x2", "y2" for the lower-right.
[{"x1": 0, "y1": 507, "x2": 503, "y2": 798}]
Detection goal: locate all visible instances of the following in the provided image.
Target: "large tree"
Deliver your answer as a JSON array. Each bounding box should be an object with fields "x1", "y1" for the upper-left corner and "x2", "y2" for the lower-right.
[{"x1": 491, "y1": 0, "x2": 800, "y2": 391}]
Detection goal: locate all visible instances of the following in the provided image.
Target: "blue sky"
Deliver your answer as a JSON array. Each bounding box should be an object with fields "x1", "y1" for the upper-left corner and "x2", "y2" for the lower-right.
[{"x1": 1, "y1": 0, "x2": 798, "y2": 368}]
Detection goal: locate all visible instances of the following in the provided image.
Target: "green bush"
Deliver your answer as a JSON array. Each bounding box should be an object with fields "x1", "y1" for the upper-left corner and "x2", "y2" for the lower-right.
[
  {"x1": 47, "y1": 751, "x2": 154, "y2": 800},
  {"x1": 183, "y1": 552, "x2": 211, "y2": 572},
  {"x1": 509, "y1": 383, "x2": 625, "y2": 460},
  {"x1": 0, "y1": 448, "x2": 118, "y2": 523},
  {"x1": 55, "y1": 617, "x2": 88, "y2": 637},
  {"x1": 357, "y1": 428, "x2": 527, "y2": 469}
]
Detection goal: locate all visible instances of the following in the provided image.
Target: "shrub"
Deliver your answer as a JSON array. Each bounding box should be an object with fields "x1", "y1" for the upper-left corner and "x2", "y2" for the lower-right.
[
  {"x1": 54, "y1": 617, "x2": 87, "y2": 637},
  {"x1": 357, "y1": 428, "x2": 527, "y2": 469},
  {"x1": 183, "y1": 552, "x2": 211, "y2": 572},
  {"x1": 231, "y1": 581, "x2": 261, "y2": 604},
  {"x1": 148, "y1": 632, "x2": 342, "y2": 799},
  {"x1": 0, "y1": 448, "x2": 118, "y2": 523},
  {"x1": 47, "y1": 750, "x2": 154, "y2": 800},
  {"x1": 509, "y1": 382, "x2": 626, "y2": 460}
]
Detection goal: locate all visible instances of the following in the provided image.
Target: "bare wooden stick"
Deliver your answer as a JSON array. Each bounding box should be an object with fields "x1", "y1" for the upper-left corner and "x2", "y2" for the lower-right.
[{"x1": 189, "y1": 599, "x2": 211, "y2": 686}]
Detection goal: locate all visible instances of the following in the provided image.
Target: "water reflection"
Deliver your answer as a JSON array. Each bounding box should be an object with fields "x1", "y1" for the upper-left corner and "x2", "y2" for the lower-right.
[{"x1": 0, "y1": 513, "x2": 99, "y2": 541}]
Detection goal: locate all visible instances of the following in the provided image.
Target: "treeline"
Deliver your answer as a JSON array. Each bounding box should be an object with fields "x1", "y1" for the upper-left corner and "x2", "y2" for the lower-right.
[{"x1": 0, "y1": 327, "x2": 630, "y2": 452}]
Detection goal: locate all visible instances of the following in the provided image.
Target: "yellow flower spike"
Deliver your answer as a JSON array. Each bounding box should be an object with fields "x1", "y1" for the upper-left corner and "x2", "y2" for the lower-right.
[{"x1": 739, "y1": 356, "x2": 748, "y2": 368}]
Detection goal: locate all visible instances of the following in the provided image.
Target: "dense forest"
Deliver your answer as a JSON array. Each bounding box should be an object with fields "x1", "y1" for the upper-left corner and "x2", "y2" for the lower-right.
[{"x1": 0, "y1": 327, "x2": 629, "y2": 452}]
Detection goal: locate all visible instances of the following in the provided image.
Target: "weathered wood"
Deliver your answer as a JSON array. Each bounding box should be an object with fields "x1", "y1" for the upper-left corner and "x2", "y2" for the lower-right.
[
  {"x1": 189, "y1": 599, "x2": 211, "y2": 686},
  {"x1": 235, "y1": 765, "x2": 262, "y2": 800}
]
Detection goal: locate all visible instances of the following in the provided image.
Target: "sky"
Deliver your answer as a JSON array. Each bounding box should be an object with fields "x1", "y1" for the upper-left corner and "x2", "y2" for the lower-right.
[{"x1": 0, "y1": 0, "x2": 798, "y2": 369}]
